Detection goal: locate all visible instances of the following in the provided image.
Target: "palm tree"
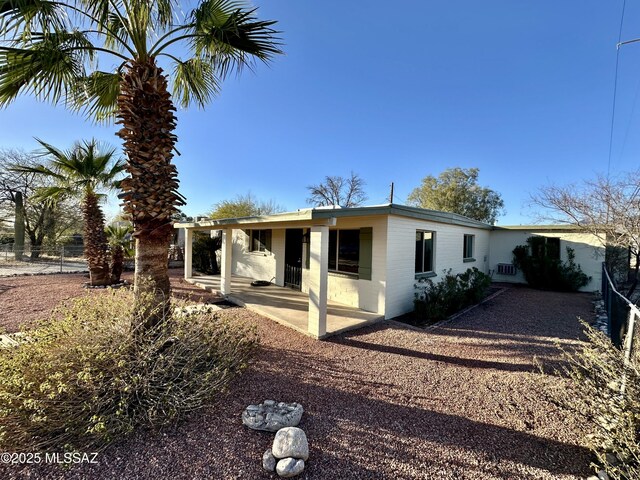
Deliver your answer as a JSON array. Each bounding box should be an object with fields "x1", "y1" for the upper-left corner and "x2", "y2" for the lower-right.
[
  {"x1": 105, "y1": 223, "x2": 133, "y2": 283},
  {"x1": 11, "y1": 139, "x2": 125, "y2": 286},
  {"x1": 0, "y1": 0, "x2": 281, "y2": 324}
]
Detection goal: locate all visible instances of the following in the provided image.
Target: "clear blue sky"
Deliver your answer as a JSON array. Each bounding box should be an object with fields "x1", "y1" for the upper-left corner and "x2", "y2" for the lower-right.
[{"x1": 1, "y1": 0, "x2": 639, "y2": 224}]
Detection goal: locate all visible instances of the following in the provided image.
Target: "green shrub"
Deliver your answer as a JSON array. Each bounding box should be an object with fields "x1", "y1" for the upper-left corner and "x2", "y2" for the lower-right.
[
  {"x1": 551, "y1": 323, "x2": 640, "y2": 478},
  {"x1": 512, "y1": 238, "x2": 590, "y2": 292},
  {"x1": 414, "y1": 267, "x2": 492, "y2": 324},
  {"x1": 0, "y1": 290, "x2": 258, "y2": 451},
  {"x1": 193, "y1": 232, "x2": 221, "y2": 274}
]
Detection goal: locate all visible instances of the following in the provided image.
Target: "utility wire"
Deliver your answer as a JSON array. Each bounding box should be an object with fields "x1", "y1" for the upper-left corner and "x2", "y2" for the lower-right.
[{"x1": 607, "y1": 0, "x2": 628, "y2": 180}]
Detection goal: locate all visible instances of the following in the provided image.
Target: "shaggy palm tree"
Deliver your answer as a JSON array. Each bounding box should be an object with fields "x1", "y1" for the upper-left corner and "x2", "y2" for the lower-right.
[
  {"x1": 12, "y1": 139, "x2": 125, "y2": 286},
  {"x1": 105, "y1": 223, "x2": 133, "y2": 283},
  {"x1": 0, "y1": 0, "x2": 281, "y2": 324}
]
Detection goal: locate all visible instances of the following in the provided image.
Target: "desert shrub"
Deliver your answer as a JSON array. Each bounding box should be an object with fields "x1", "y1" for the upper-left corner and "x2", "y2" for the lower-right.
[
  {"x1": 551, "y1": 322, "x2": 640, "y2": 478},
  {"x1": 414, "y1": 267, "x2": 492, "y2": 324},
  {"x1": 513, "y1": 238, "x2": 590, "y2": 292},
  {"x1": 0, "y1": 290, "x2": 258, "y2": 451},
  {"x1": 193, "y1": 232, "x2": 221, "y2": 274}
]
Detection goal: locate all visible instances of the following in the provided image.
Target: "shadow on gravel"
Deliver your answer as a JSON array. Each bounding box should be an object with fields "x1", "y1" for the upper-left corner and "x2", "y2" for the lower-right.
[
  {"x1": 332, "y1": 336, "x2": 542, "y2": 373},
  {"x1": 0, "y1": 283, "x2": 14, "y2": 295},
  {"x1": 251, "y1": 350, "x2": 591, "y2": 477}
]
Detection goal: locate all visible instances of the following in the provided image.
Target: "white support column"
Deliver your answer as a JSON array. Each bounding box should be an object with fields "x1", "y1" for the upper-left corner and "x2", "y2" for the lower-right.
[
  {"x1": 221, "y1": 228, "x2": 233, "y2": 295},
  {"x1": 308, "y1": 225, "x2": 329, "y2": 338},
  {"x1": 184, "y1": 228, "x2": 193, "y2": 279}
]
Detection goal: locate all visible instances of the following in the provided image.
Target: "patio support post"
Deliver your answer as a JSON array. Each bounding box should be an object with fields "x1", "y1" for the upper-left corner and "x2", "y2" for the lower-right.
[
  {"x1": 308, "y1": 225, "x2": 329, "y2": 338},
  {"x1": 184, "y1": 228, "x2": 193, "y2": 279},
  {"x1": 221, "y1": 228, "x2": 232, "y2": 295}
]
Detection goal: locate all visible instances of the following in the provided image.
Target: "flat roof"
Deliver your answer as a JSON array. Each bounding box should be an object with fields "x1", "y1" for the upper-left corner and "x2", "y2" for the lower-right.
[
  {"x1": 493, "y1": 224, "x2": 586, "y2": 232},
  {"x1": 174, "y1": 203, "x2": 495, "y2": 230}
]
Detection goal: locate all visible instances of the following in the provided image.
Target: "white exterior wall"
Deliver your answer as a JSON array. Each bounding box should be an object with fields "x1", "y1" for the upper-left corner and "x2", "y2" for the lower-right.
[
  {"x1": 301, "y1": 216, "x2": 388, "y2": 315},
  {"x1": 384, "y1": 215, "x2": 491, "y2": 320},
  {"x1": 231, "y1": 229, "x2": 285, "y2": 285},
  {"x1": 489, "y1": 229, "x2": 605, "y2": 291}
]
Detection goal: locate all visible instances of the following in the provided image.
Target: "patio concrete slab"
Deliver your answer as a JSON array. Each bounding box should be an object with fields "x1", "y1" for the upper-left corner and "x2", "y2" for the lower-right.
[{"x1": 185, "y1": 274, "x2": 383, "y2": 339}]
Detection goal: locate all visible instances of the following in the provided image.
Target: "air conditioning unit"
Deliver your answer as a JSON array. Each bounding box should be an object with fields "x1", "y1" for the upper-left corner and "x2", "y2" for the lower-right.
[{"x1": 497, "y1": 263, "x2": 517, "y2": 275}]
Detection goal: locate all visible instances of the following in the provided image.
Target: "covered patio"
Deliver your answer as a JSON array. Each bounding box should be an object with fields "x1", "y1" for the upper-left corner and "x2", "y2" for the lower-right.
[
  {"x1": 185, "y1": 274, "x2": 383, "y2": 338},
  {"x1": 176, "y1": 210, "x2": 383, "y2": 339}
]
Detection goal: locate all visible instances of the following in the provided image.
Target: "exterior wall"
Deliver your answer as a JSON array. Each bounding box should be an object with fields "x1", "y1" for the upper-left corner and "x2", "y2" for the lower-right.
[
  {"x1": 384, "y1": 215, "x2": 491, "y2": 320},
  {"x1": 301, "y1": 215, "x2": 388, "y2": 315},
  {"x1": 231, "y1": 229, "x2": 284, "y2": 285},
  {"x1": 489, "y1": 229, "x2": 605, "y2": 291}
]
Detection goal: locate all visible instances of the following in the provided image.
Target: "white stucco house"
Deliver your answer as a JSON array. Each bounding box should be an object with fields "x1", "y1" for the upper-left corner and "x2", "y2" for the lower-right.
[{"x1": 175, "y1": 204, "x2": 606, "y2": 338}]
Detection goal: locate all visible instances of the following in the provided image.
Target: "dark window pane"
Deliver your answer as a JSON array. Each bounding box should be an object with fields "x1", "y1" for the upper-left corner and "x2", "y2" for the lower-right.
[
  {"x1": 328, "y1": 230, "x2": 337, "y2": 270},
  {"x1": 338, "y1": 230, "x2": 360, "y2": 273},
  {"x1": 251, "y1": 230, "x2": 267, "y2": 252},
  {"x1": 415, "y1": 231, "x2": 424, "y2": 273},
  {"x1": 546, "y1": 237, "x2": 560, "y2": 260}
]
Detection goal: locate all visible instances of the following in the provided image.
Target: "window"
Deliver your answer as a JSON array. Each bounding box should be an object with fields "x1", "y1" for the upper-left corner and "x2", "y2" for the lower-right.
[
  {"x1": 463, "y1": 234, "x2": 475, "y2": 259},
  {"x1": 415, "y1": 231, "x2": 434, "y2": 273},
  {"x1": 328, "y1": 229, "x2": 360, "y2": 274},
  {"x1": 250, "y1": 229, "x2": 271, "y2": 252},
  {"x1": 530, "y1": 236, "x2": 560, "y2": 260}
]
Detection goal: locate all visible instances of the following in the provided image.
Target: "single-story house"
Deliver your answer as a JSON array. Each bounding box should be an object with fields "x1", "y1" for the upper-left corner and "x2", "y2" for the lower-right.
[{"x1": 175, "y1": 204, "x2": 606, "y2": 338}]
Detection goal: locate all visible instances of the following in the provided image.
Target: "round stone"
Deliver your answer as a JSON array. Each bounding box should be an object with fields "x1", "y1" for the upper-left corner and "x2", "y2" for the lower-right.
[
  {"x1": 262, "y1": 449, "x2": 277, "y2": 472},
  {"x1": 272, "y1": 427, "x2": 309, "y2": 461},
  {"x1": 275, "y1": 458, "x2": 305, "y2": 478}
]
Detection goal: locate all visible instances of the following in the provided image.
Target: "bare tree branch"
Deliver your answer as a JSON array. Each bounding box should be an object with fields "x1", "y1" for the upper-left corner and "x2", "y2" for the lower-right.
[
  {"x1": 306, "y1": 172, "x2": 368, "y2": 208},
  {"x1": 531, "y1": 171, "x2": 640, "y2": 297}
]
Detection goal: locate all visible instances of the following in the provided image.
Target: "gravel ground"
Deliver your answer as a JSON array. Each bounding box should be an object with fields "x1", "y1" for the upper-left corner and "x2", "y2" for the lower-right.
[
  {"x1": 0, "y1": 276, "x2": 594, "y2": 479},
  {"x1": 0, "y1": 269, "x2": 221, "y2": 333}
]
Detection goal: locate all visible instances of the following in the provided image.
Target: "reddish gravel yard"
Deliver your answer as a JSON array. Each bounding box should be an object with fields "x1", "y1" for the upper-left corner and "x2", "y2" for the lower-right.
[{"x1": 0, "y1": 275, "x2": 593, "y2": 479}]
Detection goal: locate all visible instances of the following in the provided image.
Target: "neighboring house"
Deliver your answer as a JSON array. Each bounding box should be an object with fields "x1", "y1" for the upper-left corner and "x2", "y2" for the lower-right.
[{"x1": 175, "y1": 204, "x2": 606, "y2": 338}]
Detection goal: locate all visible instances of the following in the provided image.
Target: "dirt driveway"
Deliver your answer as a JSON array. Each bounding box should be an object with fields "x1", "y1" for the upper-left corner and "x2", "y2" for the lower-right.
[{"x1": 1, "y1": 279, "x2": 593, "y2": 479}]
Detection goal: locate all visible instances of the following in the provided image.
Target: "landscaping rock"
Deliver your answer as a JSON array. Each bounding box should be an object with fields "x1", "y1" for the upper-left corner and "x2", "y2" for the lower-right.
[
  {"x1": 275, "y1": 458, "x2": 305, "y2": 478},
  {"x1": 272, "y1": 427, "x2": 309, "y2": 460},
  {"x1": 262, "y1": 449, "x2": 277, "y2": 472},
  {"x1": 242, "y1": 401, "x2": 303, "y2": 432}
]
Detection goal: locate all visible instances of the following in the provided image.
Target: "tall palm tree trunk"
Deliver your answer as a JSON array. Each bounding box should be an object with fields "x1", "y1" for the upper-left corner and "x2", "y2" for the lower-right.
[
  {"x1": 110, "y1": 245, "x2": 124, "y2": 283},
  {"x1": 83, "y1": 191, "x2": 110, "y2": 286},
  {"x1": 116, "y1": 59, "x2": 183, "y2": 325}
]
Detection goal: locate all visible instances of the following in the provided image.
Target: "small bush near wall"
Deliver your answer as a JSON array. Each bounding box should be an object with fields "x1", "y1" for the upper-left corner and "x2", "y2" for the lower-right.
[
  {"x1": 413, "y1": 268, "x2": 492, "y2": 324},
  {"x1": 0, "y1": 290, "x2": 258, "y2": 452},
  {"x1": 512, "y1": 237, "x2": 590, "y2": 292},
  {"x1": 549, "y1": 323, "x2": 640, "y2": 479}
]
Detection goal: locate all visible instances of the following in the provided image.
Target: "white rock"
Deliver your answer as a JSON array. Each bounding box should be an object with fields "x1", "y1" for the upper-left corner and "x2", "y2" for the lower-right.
[
  {"x1": 276, "y1": 458, "x2": 305, "y2": 478},
  {"x1": 272, "y1": 427, "x2": 309, "y2": 460}
]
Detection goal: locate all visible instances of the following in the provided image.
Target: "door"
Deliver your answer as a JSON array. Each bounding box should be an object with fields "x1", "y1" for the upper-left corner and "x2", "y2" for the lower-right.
[{"x1": 284, "y1": 229, "x2": 303, "y2": 290}]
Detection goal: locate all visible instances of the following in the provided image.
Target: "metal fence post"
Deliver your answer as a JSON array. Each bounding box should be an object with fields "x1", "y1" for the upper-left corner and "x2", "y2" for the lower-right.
[{"x1": 60, "y1": 245, "x2": 64, "y2": 273}]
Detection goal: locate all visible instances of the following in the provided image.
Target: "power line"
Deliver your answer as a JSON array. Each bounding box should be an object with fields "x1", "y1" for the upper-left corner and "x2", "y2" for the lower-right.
[{"x1": 607, "y1": 0, "x2": 628, "y2": 180}]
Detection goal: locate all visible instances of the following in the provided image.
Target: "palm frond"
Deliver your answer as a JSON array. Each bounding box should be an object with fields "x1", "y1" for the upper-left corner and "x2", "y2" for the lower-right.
[
  {"x1": 172, "y1": 55, "x2": 220, "y2": 108},
  {"x1": 8, "y1": 162, "x2": 65, "y2": 181},
  {"x1": 0, "y1": 31, "x2": 92, "y2": 105},
  {"x1": 0, "y1": 0, "x2": 67, "y2": 35},
  {"x1": 190, "y1": 0, "x2": 282, "y2": 78},
  {"x1": 69, "y1": 70, "x2": 121, "y2": 121},
  {"x1": 31, "y1": 184, "x2": 71, "y2": 203}
]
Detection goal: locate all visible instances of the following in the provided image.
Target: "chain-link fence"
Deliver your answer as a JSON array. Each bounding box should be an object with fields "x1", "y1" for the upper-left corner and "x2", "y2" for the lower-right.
[
  {"x1": 0, "y1": 243, "x2": 185, "y2": 276},
  {"x1": 0, "y1": 244, "x2": 88, "y2": 276}
]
